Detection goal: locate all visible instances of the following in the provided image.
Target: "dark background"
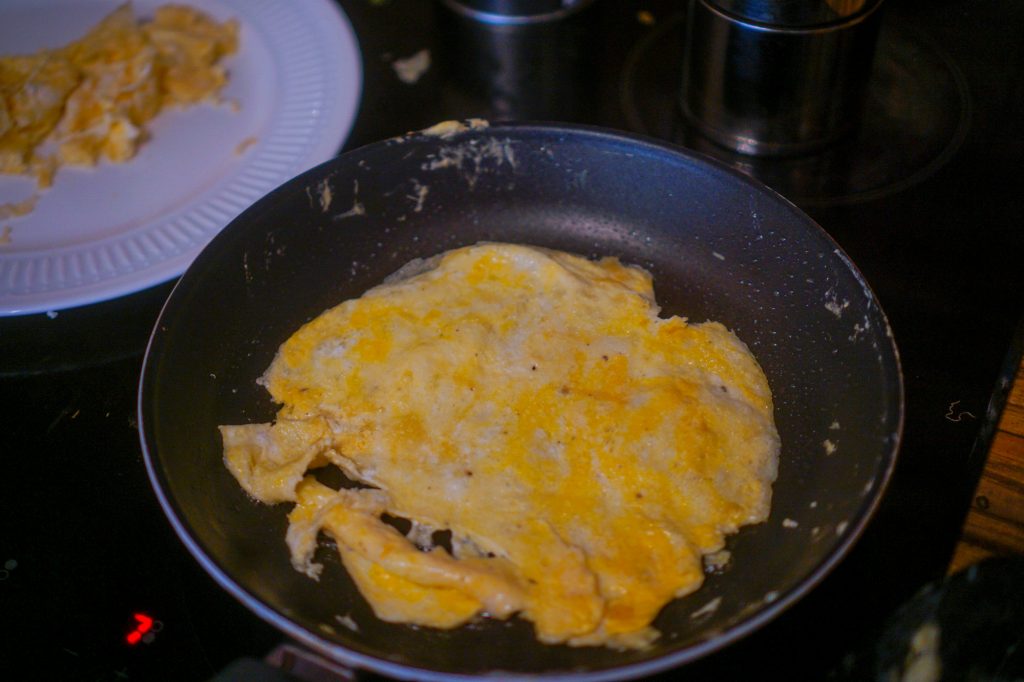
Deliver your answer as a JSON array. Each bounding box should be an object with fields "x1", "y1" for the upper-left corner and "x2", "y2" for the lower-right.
[{"x1": 1, "y1": 0, "x2": 1022, "y2": 679}]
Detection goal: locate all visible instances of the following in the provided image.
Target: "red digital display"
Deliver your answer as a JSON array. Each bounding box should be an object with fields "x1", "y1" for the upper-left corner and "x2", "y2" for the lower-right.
[{"x1": 126, "y1": 613, "x2": 154, "y2": 645}]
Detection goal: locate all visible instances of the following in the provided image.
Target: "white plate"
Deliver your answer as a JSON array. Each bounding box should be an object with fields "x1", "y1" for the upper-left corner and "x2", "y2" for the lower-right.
[{"x1": 0, "y1": 0, "x2": 362, "y2": 315}]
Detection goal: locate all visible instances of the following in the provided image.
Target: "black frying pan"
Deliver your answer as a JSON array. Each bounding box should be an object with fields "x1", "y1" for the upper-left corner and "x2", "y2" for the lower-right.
[{"x1": 138, "y1": 122, "x2": 903, "y2": 680}]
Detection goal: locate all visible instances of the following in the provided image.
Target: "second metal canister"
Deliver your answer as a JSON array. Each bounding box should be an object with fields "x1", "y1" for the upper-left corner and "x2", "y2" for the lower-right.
[{"x1": 681, "y1": 0, "x2": 885, "y2": 156}]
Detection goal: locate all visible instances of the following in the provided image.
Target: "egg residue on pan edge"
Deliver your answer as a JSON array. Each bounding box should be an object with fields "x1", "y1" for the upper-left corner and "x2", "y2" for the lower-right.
[{"x1": 220, "y1": 242, "x2": 780, "y2": 649}]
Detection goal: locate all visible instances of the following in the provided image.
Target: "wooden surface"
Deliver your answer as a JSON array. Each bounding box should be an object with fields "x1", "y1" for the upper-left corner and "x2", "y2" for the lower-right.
[{"x1": 949, "y1": 356, "x2": 1024, "y2": 573}]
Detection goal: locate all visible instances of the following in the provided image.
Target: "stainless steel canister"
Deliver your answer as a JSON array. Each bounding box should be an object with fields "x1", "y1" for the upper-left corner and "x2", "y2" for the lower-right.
[
  {"x1": 681, "y1": 0, "x2": 885, "y2": 156},
  {"x1": 437, "y1": 0, "x2": 599, "y2": 121}
]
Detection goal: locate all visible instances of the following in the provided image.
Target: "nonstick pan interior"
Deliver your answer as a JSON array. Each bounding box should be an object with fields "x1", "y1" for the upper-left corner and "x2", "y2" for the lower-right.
[{"x1": 139, "y1": 122, "x2": 902, "y2": 680}]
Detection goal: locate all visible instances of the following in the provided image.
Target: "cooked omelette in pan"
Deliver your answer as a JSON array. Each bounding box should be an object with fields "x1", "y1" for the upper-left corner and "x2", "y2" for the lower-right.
[{"x1": 220, "y1": 243, "x2": 779, "y2": 649}]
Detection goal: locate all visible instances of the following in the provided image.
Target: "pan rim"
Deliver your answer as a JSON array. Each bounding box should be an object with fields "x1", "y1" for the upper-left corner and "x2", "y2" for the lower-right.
[{"x1": 138, "y1": 120, "x2": 905, "y2": 680}]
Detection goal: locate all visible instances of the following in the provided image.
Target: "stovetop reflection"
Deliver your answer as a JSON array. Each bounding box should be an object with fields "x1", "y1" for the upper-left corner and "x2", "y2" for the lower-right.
[{"x1": 620, "y1": 10, "x2": 971, "y2": 207}]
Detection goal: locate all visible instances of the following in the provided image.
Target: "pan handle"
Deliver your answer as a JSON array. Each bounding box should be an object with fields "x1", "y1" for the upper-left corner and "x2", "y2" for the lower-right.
[{"x1": 210, "y1": 643, "x2": 360, "y2": 682}]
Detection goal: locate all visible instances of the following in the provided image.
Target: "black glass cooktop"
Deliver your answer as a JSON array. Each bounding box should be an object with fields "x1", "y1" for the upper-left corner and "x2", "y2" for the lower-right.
[{"x1": 2, "y1": 1, "x2": 1022, "y2": 679}]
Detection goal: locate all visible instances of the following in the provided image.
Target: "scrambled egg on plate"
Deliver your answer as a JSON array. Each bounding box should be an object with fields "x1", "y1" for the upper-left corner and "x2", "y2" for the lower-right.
[
  {"x1": 0, "y1": 3, "x2": 237, "y2": 188},
  {"x1": 221, "y1": 243, "x2": 780, "y2": 649}
]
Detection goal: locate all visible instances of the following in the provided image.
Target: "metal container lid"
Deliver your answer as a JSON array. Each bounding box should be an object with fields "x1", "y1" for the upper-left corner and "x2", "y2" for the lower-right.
[
  {"x1": 710, "y1": 0, "x2": 881, "y2": 27},
  {"x1": 441, "y1": 0, "x2": 594, "y2": 23}
]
